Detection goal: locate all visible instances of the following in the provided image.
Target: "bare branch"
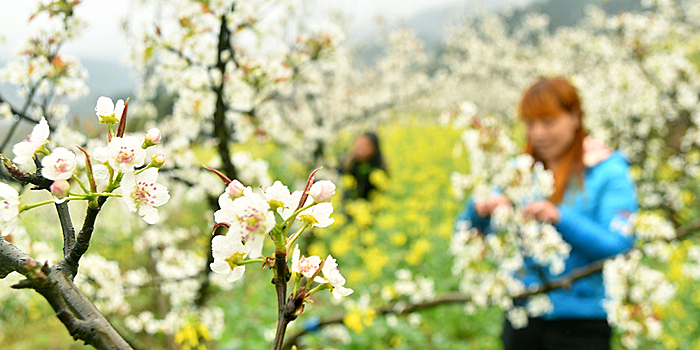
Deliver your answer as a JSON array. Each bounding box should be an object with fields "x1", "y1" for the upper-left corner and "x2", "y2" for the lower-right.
[
  {"x1": 58, "y1": 196, "x2": 108, "y2": 280},
  {"x1": 55, "y1": 201, "x2": 76, "y2": 257},
  {"x1": 1, "y1": 237, "x2": 133, "y2": 349}
]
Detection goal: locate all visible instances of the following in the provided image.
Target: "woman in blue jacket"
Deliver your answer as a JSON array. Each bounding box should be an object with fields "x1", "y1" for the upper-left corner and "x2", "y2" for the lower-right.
[{"x1": 458, "y1": 77, "x2": 638, "y2": 349}]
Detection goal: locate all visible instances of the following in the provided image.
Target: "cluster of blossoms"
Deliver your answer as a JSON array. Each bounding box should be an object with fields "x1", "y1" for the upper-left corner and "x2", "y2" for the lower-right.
[
  {"x1": 0, "y1": 95, "x2": 170, "y2": 235},
  {"x1": 451, "y1": 222, "x2": 554, "y2": 327},
  {"x1": 382, "y1": 269, "x2": 436, "y2": 305},
  {"x1": 451, "y1": 144, "x2": 569, "y2": 327},
  {"x1": 433, "y1": 0, "x2": 700, "y2": 217},
  {"x1": 0, "y1": 1, "x2": 88, "y2": 122},
  {"x1": 439, "y1": 1, "x2": 700, "y2": 344},
  {"x1": 603, "y1": 250, "x2": 675, "y2": 349},
  {"x1": 210, "y1": 175, "x2": 353, "y2": 303},
  {"x1": 445, "y1": 106, "x2": 518, "y2": 200},
  {"x1": 124, "y1": 307, "x2": 224, "y2": 342}
]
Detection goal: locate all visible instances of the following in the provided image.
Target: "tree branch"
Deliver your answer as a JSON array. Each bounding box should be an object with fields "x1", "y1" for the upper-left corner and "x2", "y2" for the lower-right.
[
  {"x1": 58, "y1": 196, "x2": 108, "y2": 280},
  {"x1": 272, "y1": 251, "x2": 290, "y2": 350},
  {"x1": 0, "y1": 237, "x2": 133, "y2": 349},
  {"x1": 55, "y1": 201, "x2": 76, "y2": 257}
]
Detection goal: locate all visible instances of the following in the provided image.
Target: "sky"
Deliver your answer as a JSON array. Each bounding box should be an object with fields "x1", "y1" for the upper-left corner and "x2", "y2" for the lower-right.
[{"x1": 0, "y1": 0, "x2": 536, "y2": 62}]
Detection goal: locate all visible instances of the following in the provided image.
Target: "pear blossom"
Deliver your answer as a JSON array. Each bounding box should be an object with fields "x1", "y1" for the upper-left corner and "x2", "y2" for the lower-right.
[
  {"x1": 279, "y1": 190, "x2": 306, "y2": 221},
  {"x1": 0, "y1": 183, "x2": 20, "y2": 235},
  {"x1": 314, "y1": 255, "x2": 353, "y2": 299},
  {"x1": 309, "y1": 180, "x2": 335, "y2": 203},
  {"x1": 118, "y1": 168, "x2": 170, "y2": 224},
  {"x1": 214, "y1": 188, "x2": 275, "y2": 258},
  {"x1": 93, "y1": 164, "x2": 109, "y2": 180},
  {"x1": 291, "y1": 245, "x2": 322, "y2": 279},
  {"x1": 95, "y1": 96, "x2": 125, "y2": 124},
  {"x1": 40, "y1": 147, "x2": 77, "y2": 180},
  {"x1": 94, "y1": 136, "x2": 147, "y2": 173},
  {"x1": 12, "y1": 117, "x2": 50, "y2": 165},
  {"x1": 262, "y1": 181, "x2": 293, "y2": 211},
  {"x1": 144, "y1": 128, "x2": 161, "y2": 146},
  {"x1": 210, "y1": 231, "x2": 250, "y2": 282},
  {"x1": 299, "y1": 202, "x2": 335, "y2": 228}
]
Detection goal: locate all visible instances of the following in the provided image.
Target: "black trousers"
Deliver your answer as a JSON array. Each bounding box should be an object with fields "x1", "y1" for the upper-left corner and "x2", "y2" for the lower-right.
[{"x1": 502, "y1": 317, "x2": 612, "y2": 350}]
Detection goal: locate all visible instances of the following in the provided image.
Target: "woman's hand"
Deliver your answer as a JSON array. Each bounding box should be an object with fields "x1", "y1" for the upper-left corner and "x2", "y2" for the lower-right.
[
  {"x1": 474, "y1": 194, "x2": 511, "y2": 218},
  {"x1": 523, "y1": 200, "x2": 561, "y2": 224}
]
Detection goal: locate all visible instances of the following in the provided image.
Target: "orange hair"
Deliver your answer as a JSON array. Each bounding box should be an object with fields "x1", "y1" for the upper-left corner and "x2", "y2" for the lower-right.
[{"x1": 519, "y1": 77, "x2": 587, "y2": 204}]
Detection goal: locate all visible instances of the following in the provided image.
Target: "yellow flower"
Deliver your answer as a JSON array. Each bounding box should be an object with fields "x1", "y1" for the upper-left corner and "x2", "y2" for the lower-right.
[
  {"x1": 406, "y1": 239, "x2": 431, "y2": 266},
  {"x1": 348, "y1": 269, "x2": 365, "y2": 284},
  {"x1": 390, "y1": 232, "x2": 407, "y2": 246},
  {"x1": 307, "y1": 241, "x2": 327, "y2": 258},
  {"x1": 343, "y1": 306, "x2": 376, "y2": 333},
  {"x1": 341, "y1": 174, "x2": 357, "y2": 190},
  {"x1": 343, "y1": 311, "x2": 364, "y2": 333},
  {"x1": 331, "y1": 237, "x2": 352, "y2": 257},
  {"x1": 369, "y1": 169, "x2": 390, "y2": 190},
  {"x1": 362, "y1": 246, "x2": 389, "y2": 277},
  {"x1": 361, "y1": 231, "x2": 377, "y2": 246}
]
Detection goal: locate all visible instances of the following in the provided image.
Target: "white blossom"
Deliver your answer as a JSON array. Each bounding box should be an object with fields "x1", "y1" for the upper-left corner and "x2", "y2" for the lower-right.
[
  {"x1": 118, "y1": 168, "x2": 170, "y2": 224},
  {"x1": 214, "y1": 188, "x2": 275, "y2": 258},
  {"x1": 40, "y1": 147, "x2": 77, "y2": 180},
  {"x1": 291, "y1": 244, "x2": 322, "y2": 279},
  {"x1": 0, "y1": 183, "x2": 20, "y2": 235},
  {"x1": 314, "y1": 255, "x2": 353, "y2": 299},
  {"x1": 12, "y1": 117, "x2": 49, "y2": 165},
  {"x1": 95, "y1": 136, "x2": 147, "y2": 173},
  {"x1": 95, "y1": 96, "x2": 125, "y2": 124},
  {"x1": 210, "y1": 231, "x2": 251, "y2": 282}
]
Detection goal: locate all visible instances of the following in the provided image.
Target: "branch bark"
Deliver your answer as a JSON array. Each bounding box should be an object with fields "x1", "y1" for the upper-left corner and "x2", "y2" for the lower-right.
[
  {"x1": 55, "y1": 201, "x2": 75, "y2": 257},
  {"x1": 1, "y1": 237, "x2": 133, "y2": 350},
  {"x1": 272, "y1": 251, "x2": 290, "y2": 350},
  {"x1": 58, "y1": 196, "x2": 108, "y2": 280}
]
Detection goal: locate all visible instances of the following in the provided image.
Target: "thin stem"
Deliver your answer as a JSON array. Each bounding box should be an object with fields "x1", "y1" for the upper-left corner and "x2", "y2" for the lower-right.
[
  {"x1": 285, "y1": 223, "x2": 310, "y2": 253},
  {"x1": 238, "y1": 258, "x2": 265, "y2": 265},
  {"x1": 19, "y1": 193, "x2": 121, "y2": 212},
  {"x1": 107, "y1": 123, "x2": 114, "y2": 142},
  {"x1": 20, "y1": 197, "x2": 84, "y2": 212},
  {"x1": 305, "y1": 283, "x2": 328, "y2": 298},
  {"x1": 93, "y1": 193, "x2": 122, "y2": 198},
  {"x1": 72, "y1": 174, "x2": 89, "y2": 193},
  {"x1": 134, "y1": 164, "x2": 152, "y2": 175},
  {"x1": 281, "y1": 203, "x2": 316, "y2": 232},
  {"x1": 292, "y1": 273, "x2": 301, "y2": 299}
]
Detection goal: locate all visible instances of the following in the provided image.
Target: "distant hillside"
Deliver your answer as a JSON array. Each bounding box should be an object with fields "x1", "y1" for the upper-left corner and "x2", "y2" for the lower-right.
[
  {"x1": 508, "y1": 0, "x2": 643, "y2": 30},
  {"x1": 354, "y1": 0, "x2": 643, "y2": 64}
]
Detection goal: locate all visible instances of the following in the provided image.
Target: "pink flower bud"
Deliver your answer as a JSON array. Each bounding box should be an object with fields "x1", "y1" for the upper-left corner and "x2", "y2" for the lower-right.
[
  {"x1": 225, "y1": 179, "x2": 245, "y2": 198},
  {"x1": 50, "y1": 180, "x2": 71, "y2": 199},
  {"x1": 144, "y1": 128, "x2": 162, "y2": 147},
  {"x1": 309, "y1": 180, "x2": 335, "y2": 203}
]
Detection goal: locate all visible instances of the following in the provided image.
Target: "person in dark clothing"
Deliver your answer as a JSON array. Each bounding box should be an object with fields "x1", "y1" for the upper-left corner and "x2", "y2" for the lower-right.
[{"x1": 339, "y1": 132, "x2": 388, "y2": 200}]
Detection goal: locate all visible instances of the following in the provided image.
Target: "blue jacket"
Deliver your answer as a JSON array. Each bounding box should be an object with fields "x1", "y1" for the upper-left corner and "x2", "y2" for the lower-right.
[{"x1": 456, "y1": 151, "x2": 638, "y2": 320}]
